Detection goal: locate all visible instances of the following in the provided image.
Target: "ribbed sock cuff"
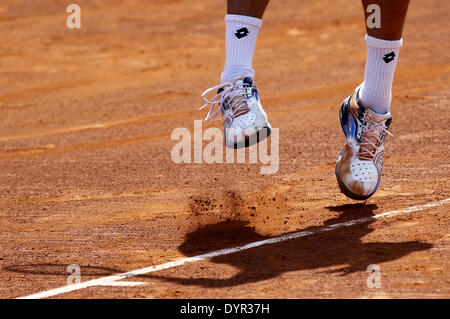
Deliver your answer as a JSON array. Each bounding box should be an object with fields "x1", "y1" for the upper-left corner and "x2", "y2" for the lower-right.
[
  {"x1": 225, "y1": 14, "x2": 262, "y2": 28},
  {"x1": 365, "y1": 34, "x2": 402, "y2": 49}
]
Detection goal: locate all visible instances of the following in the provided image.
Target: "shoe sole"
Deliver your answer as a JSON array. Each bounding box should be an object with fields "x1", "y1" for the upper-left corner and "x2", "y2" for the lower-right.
[
  {"x1": 225, "y1": 125, "x2": 272, "y2": 149},
  {"x1": 335, "y1": 100, "x2": 379, "y2": 200}
]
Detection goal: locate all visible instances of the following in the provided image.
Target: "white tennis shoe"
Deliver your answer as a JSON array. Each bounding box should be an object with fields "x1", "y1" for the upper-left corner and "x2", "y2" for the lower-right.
[{"x1": 200, "y1": 76, "x2": 271, "y2": 148}]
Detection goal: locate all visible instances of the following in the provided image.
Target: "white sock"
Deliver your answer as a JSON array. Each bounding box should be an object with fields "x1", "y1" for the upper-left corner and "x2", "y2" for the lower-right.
[
  {"x1": 221, "y1": 14, "x2": 262, "y2": 83},
  {"x1": 359, "y1": 34, "x2": 403, "y2": 114}
]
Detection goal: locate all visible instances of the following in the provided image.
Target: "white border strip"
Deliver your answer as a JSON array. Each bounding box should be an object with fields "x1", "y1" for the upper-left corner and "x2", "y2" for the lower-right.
[{"x1": 18, "y1": 198, "x2": 450, "y2": 299}]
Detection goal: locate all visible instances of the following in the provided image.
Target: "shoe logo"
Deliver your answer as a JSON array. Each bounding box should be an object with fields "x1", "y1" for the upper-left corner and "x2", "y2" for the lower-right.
[
  {"x1": 244, "y1": 87, "x2": 253, "y2": 98},
  {"x1": 383, "y1": 52, "x2": 396, "y2": 63},
  {"x1": 235, "y1": 27, "x2": 249, "y2": 39}
]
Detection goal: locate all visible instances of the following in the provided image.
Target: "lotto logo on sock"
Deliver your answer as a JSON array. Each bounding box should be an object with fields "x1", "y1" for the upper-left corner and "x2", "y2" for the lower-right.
[
  {"x1": 235, "y1": 27, "x2": 249, "y2": 39},
  {"x1": 383, "y1": 52, "x2": 396, "y2": 63}
]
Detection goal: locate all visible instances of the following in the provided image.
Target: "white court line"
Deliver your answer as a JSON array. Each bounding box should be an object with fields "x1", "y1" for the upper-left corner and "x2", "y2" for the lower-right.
[{"x1": 17, "y1": 197, "x2": 450, "y2": 299}]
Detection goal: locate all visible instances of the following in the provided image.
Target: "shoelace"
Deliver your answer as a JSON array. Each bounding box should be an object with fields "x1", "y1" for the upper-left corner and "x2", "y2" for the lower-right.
[
  {"x1": 358, "y1": 113, "x2": 393, "y2": 161},
  {"x1": 199, "y1": 81, "x2": 250, "y2": 121}
]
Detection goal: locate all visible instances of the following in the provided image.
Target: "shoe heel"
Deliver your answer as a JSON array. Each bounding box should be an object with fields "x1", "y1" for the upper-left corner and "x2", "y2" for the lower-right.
[{"x1": 339, "y1": 98, "x2": 349, "y2": 135}]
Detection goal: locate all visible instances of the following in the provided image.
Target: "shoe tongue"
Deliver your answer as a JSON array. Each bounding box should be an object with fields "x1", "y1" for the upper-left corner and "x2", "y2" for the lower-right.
[
  {"x1": 365, "y1": 107, "x2": 391, "y2": 123},
  {"x1": 231, "y1": 76, "x2": 253, "y2": 87},
  {"x1": 359, "y1": 108, "x2": 391, "y2": 158},
  {"x1": 218, "y1": 76, "x2": 246, "y2": 94}
]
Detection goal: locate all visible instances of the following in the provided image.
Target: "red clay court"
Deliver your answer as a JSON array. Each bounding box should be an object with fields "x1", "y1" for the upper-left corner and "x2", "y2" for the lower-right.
[{"x1": 0, "y1": 0, "x2": 449, "y2": 298}]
